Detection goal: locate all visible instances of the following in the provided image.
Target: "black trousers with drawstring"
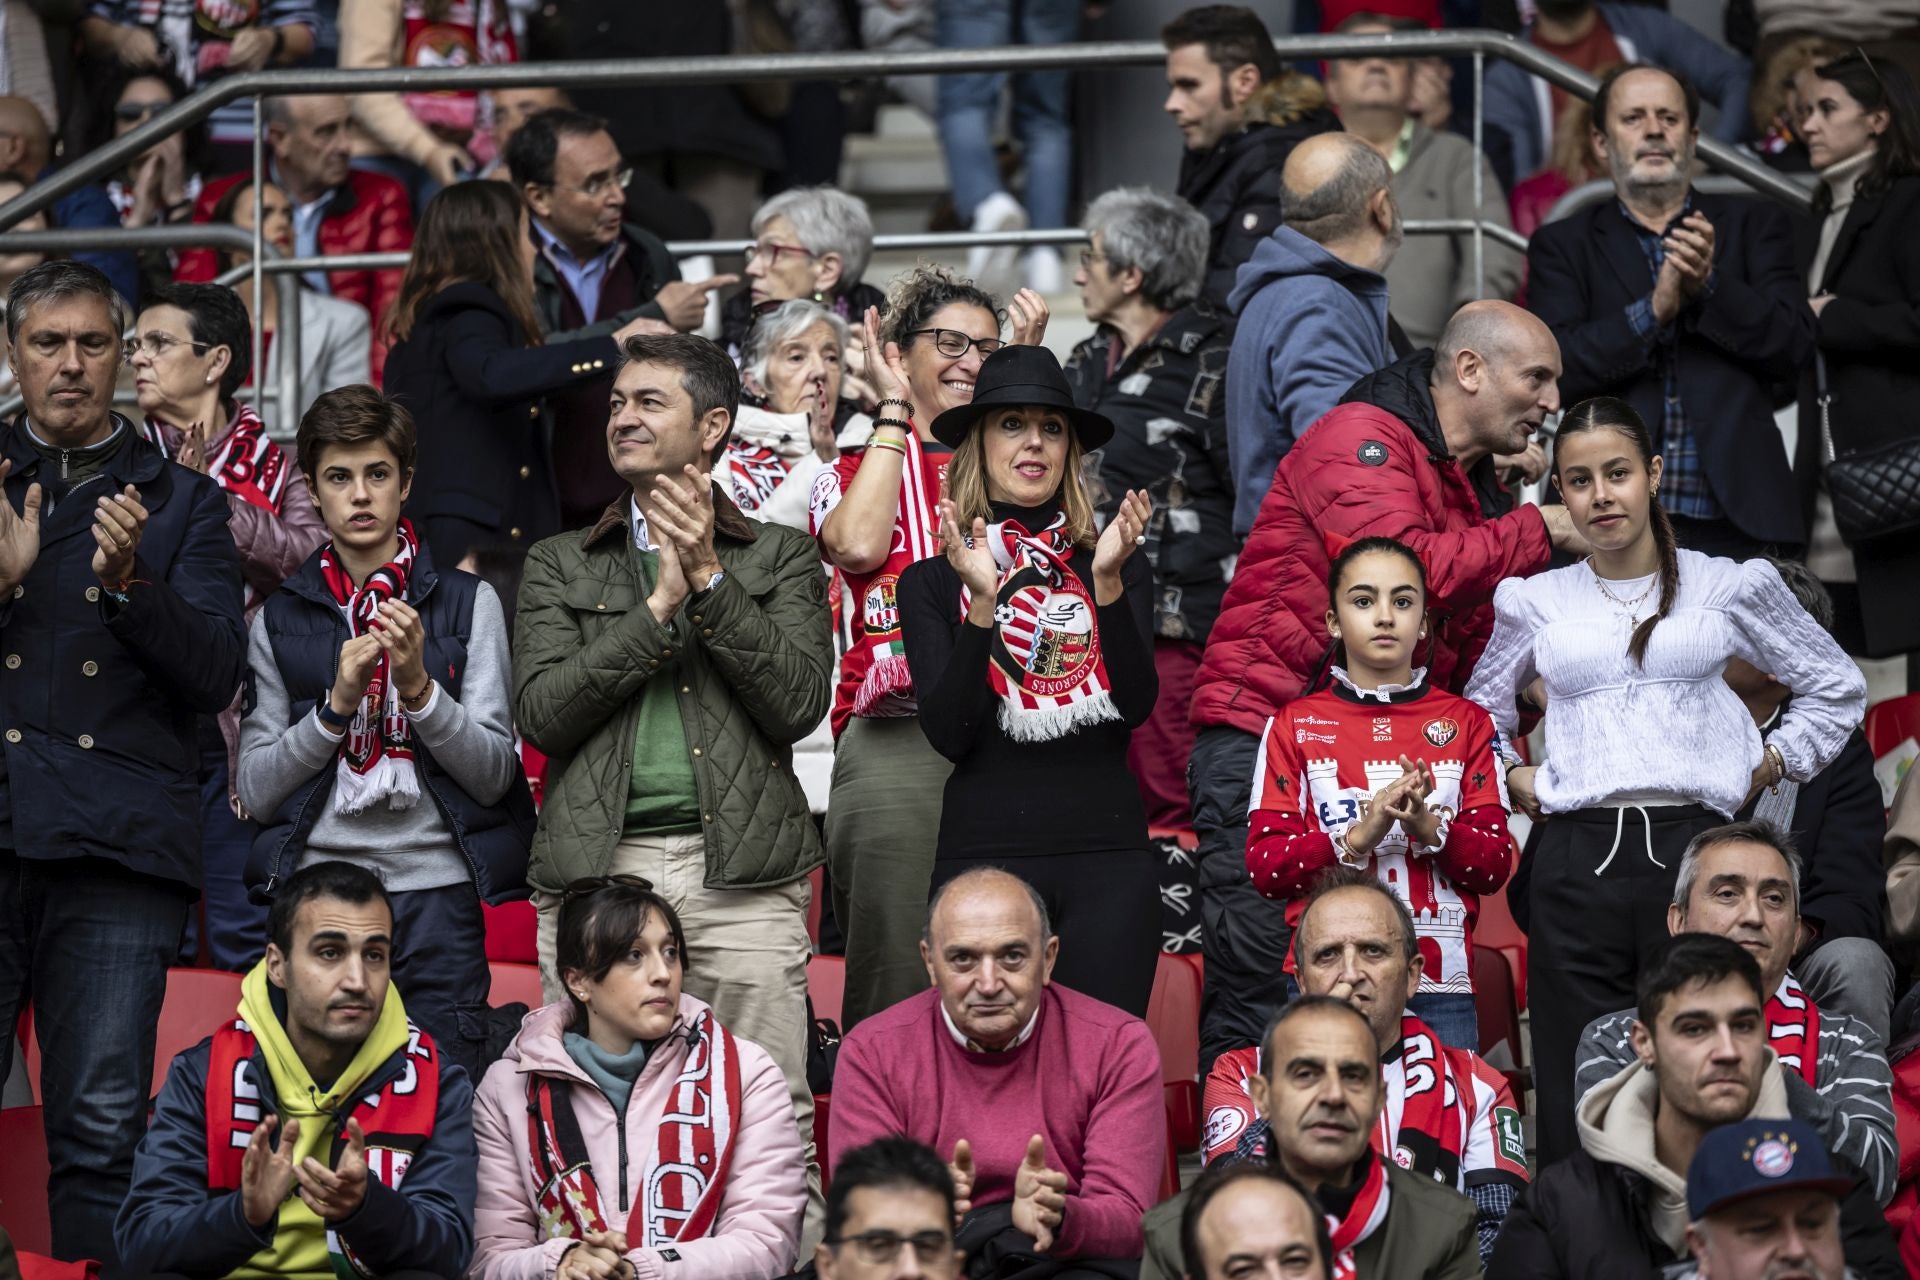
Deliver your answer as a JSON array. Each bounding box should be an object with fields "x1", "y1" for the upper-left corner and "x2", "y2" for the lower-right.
[{"x1": 1529, "y1": 803, "x2": 1721, "y2": 1169}]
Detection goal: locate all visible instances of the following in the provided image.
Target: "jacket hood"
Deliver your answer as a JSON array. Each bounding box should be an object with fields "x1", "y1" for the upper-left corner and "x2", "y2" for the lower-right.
[
  {"x1": 504, "y1": 991, "x2": 719, "y2": 1080},
  {"x1": 238, "y1": 959, "x2": 415, "y2": 1118},
  {"x1": 1227, "y1": 226, "x2": 1388, "y2": 315},
  {"x1": 1577, "y1": 1053, "x2": 1792, "y2": 1253}
]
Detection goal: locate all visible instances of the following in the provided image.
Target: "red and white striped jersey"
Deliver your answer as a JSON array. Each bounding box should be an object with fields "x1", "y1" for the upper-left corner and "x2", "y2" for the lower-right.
[
  {"x1": 1199, "y1": 1039, "x2": 1530, "y2": 1189},
  {"x1": 1247, "y1": 674, "x2": 1514, "y2": 994}
]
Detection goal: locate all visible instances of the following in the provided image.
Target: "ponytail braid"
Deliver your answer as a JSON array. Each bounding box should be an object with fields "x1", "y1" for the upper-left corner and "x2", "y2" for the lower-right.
[{"x1": 1627, "y1": 498, "x2": 1680, "y2": 666}]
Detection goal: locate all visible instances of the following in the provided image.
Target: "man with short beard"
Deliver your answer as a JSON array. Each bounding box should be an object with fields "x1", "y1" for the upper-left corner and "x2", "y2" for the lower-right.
[
  {"x1": 1525, "y1": 63, "x2": 1812, "y2": 561},
  {"x1": 1488, "y1": 934, "x2": 1901, "y2": 1280},
  {"x1": 0, "y1": 259, "x2": 246, "y2": 1269}
]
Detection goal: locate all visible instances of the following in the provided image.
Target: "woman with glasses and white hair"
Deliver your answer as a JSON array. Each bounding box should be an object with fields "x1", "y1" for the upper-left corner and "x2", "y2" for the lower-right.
[
  {"x1": 1062, "y1": 186, "x2": 1237, "y2": 834},
  {"x1": 721, "y1": 298, "x2": 872, "y2": 531},
  {"x1": 722, "y1": 186, "x2": 887, "y2": 357}
]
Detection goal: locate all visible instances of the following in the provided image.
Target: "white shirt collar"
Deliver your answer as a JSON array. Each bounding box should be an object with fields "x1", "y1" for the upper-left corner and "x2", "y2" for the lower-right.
[
  {"x1": 628, "y1": 495, "x2": 658, "y2": 551},
  {"x1": 939, "y1": 999, "x2": 1041, "y2": 1053},
  {"x1": 1331, "y1": 665, "x2": 1429, "y2": 701}
]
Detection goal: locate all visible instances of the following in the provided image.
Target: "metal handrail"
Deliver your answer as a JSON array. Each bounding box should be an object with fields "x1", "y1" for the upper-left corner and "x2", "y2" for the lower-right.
[{"x1": 0, "y1": 31, "x2": 1810, "y2": 232}]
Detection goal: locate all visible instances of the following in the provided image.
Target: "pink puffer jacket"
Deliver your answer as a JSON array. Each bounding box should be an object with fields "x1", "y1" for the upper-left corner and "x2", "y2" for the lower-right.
[{"x1": 470, "y1": 997, "x2": 806, "y2": 1280}]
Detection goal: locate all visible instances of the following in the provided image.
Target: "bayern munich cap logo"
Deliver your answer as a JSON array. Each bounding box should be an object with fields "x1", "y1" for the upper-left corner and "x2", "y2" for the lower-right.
[{"x1": 1750, "y1": 1138, "x2": 1796, "y2": 1178}]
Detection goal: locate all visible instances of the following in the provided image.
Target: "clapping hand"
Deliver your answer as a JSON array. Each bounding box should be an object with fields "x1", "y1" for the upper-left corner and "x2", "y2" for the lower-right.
[
  {"x1": 90, "y1": 485, "x2": 148, "y2": 588},
  {"x1": 557, "y1": 1230, "x2": 633, "y2": 1280},
  {"x1": 1378, "y1": 755, "x2": 1442, "y2": 848},
  {"x1": 239, "y1": 1114, "x2": 300, "y2": 1228},
  {"x1": 1090, "y1": 489, "x2": 1150, "y2": 605},
  {"x1": 940, "y1": 499, "x2": 1000, "y2": 628},
  {"x1": 1011, "y1": 1135, "x2": 1068, "y2": 1254},
  {"x1": 1008, "y1": 289, "x2": 1050, "y2": 347},
  {"x1": 0, "y1": 459, "x2": 43, "y2": 595},
  {"x1": 373, "y1": 599, "x2": 428, "y2": 699},
  {"x1": 1663, "y1": 213, "x2": 1715, "y2": 299},
  {"x1": 175, "y1": 421, "x2": 212, "y2": 475},
  {"x1": 861, "y1": 306, "x2": 913, "y2": 408},
  {"x1": 295, "y1": 1117, "x2": 369, "y2": 1223},
  {"x1": 650, "y1": 466, "x2": 723, "y2": 588},
  {"x1": 948, "y1": 1139, "x2": 976, "y2": 1222}
]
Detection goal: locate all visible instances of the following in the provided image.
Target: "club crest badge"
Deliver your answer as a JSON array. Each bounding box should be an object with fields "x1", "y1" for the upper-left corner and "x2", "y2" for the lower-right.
[{"x1": 1422, "y1": 718, "x2": 1459, "y2": 748}]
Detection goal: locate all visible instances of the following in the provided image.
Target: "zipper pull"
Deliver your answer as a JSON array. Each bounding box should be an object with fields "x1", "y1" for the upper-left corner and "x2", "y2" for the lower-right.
[{"x1": 60, "y1": 449, "x2": 69, "y2": 480}]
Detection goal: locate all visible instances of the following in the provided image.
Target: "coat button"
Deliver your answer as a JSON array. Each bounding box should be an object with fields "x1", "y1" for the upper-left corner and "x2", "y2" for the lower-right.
[
  {"x1": 596, "y1": 603, "x2": 607, "y2": 611},
  {"x1": 690, "y1": 614, "x2": 701, "y2": 624},
  {"x1": 593, "y1": 359, "x2": 604, "y2": 369},
  {"x1": 691, "y1": 747, "x2": 702, "y2": 757},
  {"x1": 660, "y1": 647, "x2": 672, "y2": 657},
  {"x1": 509, "y1": 527, "x2": 523, "y2": 539},
  {"x1": 3, "y1": 654, "x2": 18, "y2": 669},
  {"x1": 3, "y1": 729, "x2": 18, "y2": 744},
  {"x1": 519, "y1": 466, "x2": 531, "y2": 480},
  {"x1": 85, "y1": 586, "x2": 100, "y2": 602},
  {"x1": 680, "y1": 686, "x2": 690, "y2": 694},
  {"x1": 702, "y1": 812, "x2": 712, "y2": 823},
  {"x1": 9, "y1": 585, "x2": 19, "y2": 600},
  {"x1": 702, "y1": 628, "x2": 713, "y2": 637},
  {"x1": 77, "y1": 734, "x2": 94, "y2": 749},
  {"x1": 81, "y1": 661, "x2": 98, "y2": 677},
  {"x1": 529, "y1": 406, "x2": 539, "y2": 419}
]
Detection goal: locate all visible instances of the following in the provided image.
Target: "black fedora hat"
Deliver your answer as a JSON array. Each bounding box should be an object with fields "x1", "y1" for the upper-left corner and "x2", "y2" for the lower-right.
[{"x1": 926, "y1": 344, "x2": 1115, "y2": 451}]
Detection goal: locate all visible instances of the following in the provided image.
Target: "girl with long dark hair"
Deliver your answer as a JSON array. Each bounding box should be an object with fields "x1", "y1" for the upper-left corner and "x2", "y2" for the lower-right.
[
  {"x1": 1463, "y1": 396, "x2": 1864, "y2": 1165},
  {"x1": 383, "y1": 181, "x2": 659, "y2": 566},
  {"x1": 1793, "y1": 49, "x2": 1920, "y2": 665},
  {"x1": 1247, "y1": 537, "x2": 1513, "y2": 1051}
]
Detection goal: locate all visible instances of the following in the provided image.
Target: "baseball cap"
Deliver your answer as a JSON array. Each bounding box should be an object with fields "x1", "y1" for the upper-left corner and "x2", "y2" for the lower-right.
[{"x1": 1686, "y1": 1119, "x2": 1854, "y2": 1220}]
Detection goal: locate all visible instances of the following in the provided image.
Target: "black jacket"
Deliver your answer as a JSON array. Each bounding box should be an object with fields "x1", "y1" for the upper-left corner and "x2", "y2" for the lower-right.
[
  {"x1": 1176, "y1": 111, "x2": 1341, "y2": 309},
  {"x1": 1526, "y1": 190, "x2": 1814, "y2": 547},
  {"x1": 1793, "y1": 174, "x2": 1920, "y2": 656},
  {"x1": 1487, "y1": 1147, "x2": 1902, "y2": 1279},
  {"x1": 385, "y1": 283, "x2": 621, "y2": 566},
  {"x1": 0, "y1": 416, "x2": 245, "y2": 886},
  {"x1": 1737, "y1": 723, "x2": 1888, "y2": 949},
  {"x1": 1064, "y1": 302, "x2": 1239, "y2": 645},
  {"x1": 533, "y1": 221, "x2": 681, "y2": 344},
  {"x1": 245, "y1": 548, "x2": 535, "y2": 905}
]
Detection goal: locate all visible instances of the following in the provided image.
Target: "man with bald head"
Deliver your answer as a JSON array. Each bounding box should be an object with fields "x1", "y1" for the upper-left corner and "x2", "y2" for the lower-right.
[
  {"x1": 1190, "y1": 298, "x2": 1588, "y2": 1079},
  {"x1": 1526, "y1": 62, "x2": 1813, "y2": 560},
  {"x1": 829, "y1": 867, "x2": 1164, "y2": 1264},
  {"x1": 0, "y1": 96, "x2": 139, "y2": 304},
  {"x1": 1224, "y1": 131, "x2": 1400, "y2": 537}
]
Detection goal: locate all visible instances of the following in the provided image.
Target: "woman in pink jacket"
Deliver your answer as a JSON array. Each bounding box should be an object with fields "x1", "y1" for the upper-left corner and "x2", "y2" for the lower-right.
[{"x1": 472, "y1": 878, "x2": 808, "y2": 1280}]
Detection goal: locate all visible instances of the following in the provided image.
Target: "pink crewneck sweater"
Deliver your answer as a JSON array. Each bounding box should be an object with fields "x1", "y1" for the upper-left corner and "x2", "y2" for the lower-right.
[{"x1": 829, "y1": 985, "x2": 1165, "y2": 1260}]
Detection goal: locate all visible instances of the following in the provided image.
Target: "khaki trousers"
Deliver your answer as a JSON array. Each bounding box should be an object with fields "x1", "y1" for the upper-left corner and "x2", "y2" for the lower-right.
[{"x1": 536, "y1": 832, "x2": 822, "y2": 1248}]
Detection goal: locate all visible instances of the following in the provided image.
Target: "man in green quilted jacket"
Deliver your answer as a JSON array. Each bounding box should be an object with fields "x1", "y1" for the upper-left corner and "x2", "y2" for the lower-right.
[{"x1": 514, "y1": 331, "x2": 834, "y2": 1239}]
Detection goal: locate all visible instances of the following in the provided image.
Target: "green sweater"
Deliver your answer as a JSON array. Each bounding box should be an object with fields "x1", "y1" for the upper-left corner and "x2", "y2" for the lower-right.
[{"x1": 624, "y1": 545, "x2": 699, "y2": 835}]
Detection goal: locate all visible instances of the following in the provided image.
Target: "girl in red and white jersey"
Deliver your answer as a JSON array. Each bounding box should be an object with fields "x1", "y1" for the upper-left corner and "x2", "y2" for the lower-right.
[{"x1": 1246, "y1": 536, "x2": 1514, "y2": 1049}]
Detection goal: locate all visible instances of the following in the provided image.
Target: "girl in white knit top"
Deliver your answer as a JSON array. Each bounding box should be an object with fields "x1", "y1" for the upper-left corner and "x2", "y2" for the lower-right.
[{"x1": 1463, "y1": 396, "x2": 1864, "y2": 1165}]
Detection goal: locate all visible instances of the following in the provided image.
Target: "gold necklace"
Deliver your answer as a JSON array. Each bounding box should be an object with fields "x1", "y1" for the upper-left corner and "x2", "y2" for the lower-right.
[{"x1": 1587, "y1": 558, "x2": 1658, "y2": 612}]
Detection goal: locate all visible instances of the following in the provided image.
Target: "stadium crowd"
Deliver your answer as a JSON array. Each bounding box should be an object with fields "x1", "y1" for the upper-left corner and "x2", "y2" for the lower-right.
[{"x1": 3, "y1": 1, "x2": 1920, "y2": 1278}]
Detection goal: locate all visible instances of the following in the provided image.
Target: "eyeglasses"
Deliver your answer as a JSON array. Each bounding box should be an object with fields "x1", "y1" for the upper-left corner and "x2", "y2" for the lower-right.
[
  {"x1": 554, "y1": 168, "x2": 632, "y2": 199},
  {"x1": 560, "y1": 873, "x2": 656, "y2": 902},
  {"x1": 747, "y1": 240, "x2": 817, "y2": 267},
  {"x1": 124, "y1": 332, "x2": 213, "y2": 363},
  {"x1": 1078, "y1": 249, "x2": 1106, "y2": 272},
  {"x1": 115, "y1": 100, "x2": 172, "y2": 124},
  {"x1": 912, "y1": 328, "x2": 1005, "y2": 359},
  {"x1": 824, "y1": 1231, "x2": 955, "y2": 1267}
]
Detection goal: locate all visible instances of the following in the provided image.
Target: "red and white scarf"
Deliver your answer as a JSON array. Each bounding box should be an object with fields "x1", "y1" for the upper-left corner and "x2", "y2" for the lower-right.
[
  {"x1": 959, "y1": 512, "x2": 1118, "y2": 742},
  {"x1": 527, "y1": 1008, "x2": 744, "y2": 1248},
  {"x1": 319, "y1": 519, "x2": 420, "y2": 815},
  {"x1": 1380, "y1": 1014, "x2": 1468, "y2": 1186},
  {"x1": 1326, "y1": 1152, "x2": 1391, "y2": 1280},
  {"x1": 849, "y1": 430, "x2": 940, "y2": 717},
  {"x1": 140, "y1": 402, "x2": 291, "y2": 515},
  {"x1": 1769, "y1": 975, "x2": 1821, "y2": 1086}
]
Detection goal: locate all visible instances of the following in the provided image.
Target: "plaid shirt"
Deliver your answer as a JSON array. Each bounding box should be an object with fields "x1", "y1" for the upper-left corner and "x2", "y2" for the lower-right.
[{"x1": 1619, "y1": 198, "x2": 1719, "y2": 520}]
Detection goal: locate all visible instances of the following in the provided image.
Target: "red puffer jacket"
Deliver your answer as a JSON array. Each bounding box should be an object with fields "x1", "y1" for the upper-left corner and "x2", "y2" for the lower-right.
[
  {"x1": 176, "y1": 170, "x2": 414, "y2": 382},
  {"x1": 1887, "y1": 1040, "x2": 1920, "y2": 1242},
  {"x1": 1191, "y1": 350, "x2": 1551, "y2": 736}
]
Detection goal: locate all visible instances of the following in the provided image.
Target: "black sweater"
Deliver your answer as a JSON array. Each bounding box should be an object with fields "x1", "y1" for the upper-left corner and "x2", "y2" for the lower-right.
[{"x1": 899, "y1": 502, "x2": 1157, "y2": 861}]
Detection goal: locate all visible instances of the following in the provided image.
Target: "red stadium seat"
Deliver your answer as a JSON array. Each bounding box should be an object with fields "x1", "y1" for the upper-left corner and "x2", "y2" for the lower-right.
[
  {"x1": 0, "y1": 1105, "x2": 53, "y2": 1254},
  {"x1": 814, "y1": 1092, "x2": 833, "y2": 1195},
  {"x1": 1146, "y1": 952, "x2": 1204, "y2": 1151},
  {"x1": 1157, "y1": 1110, "x2": 1182, "y2": 1201},
  {"x1": 488, "y1": 961, "x2": 546, "y2": 1011},
  {"x1": 1473, "y1": 881, "x2": 1528, "y2": 1010},
  {"x1": 13, "y1": 1252, "x2": 98, "y2": 1280},
  {"x1": 808, "y1": 954, "x2": 846, "y2": 1029},
  {"x1": 1472, "y1": 945, "x2": 1527, "y2": 1112},
  {"x1": 1867, "y1": 694, "x2": 1920, "y2": 804},
  {"x1": 27, "y1": 967, "x2": 241, "y2": 1103},
  {"x1": 482, "y1": 900, "x2": 540, "y2": 964}
]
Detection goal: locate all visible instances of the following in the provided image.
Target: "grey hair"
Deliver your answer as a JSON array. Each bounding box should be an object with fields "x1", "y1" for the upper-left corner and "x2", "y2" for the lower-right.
[
  {"x1": 740, "y1": 298, "x2": 849, "y2": 390},
  {"x1": 5, "y1": 259, "x2": 131, "y2": 344},
  {"x1": 752, "y1": 186, "x2": 875, "y2": 289},
  {"x1": 1767, "y1": 557, "x2": 1835, "y2": 635},
  {"x1": 1283, "y1": 137, "x2": 1394, "y2": 246},
  {"x1": 1082, "y1": 187, "x2": 1210, "y2": 312},
  {"x1": 923, "y1": 867, "x2": 1054, "y2": 944},
  {"x1": 1671, "y1": 819, "x2": 1804, "y2": 919}
]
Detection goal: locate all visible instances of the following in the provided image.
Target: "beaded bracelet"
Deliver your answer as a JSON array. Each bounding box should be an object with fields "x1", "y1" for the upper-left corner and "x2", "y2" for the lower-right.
[
  {"x1": 876, "y1": 397, "x2": 914, "y2": 415},
  {"x1": 871, "y1": 418, "x2": 912, "y2": 434}
]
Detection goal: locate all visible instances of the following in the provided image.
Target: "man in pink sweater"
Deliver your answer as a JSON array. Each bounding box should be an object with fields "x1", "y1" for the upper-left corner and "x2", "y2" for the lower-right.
[{"x1": 828, "y1": 868, "x2": 1166, "y2": 1263}]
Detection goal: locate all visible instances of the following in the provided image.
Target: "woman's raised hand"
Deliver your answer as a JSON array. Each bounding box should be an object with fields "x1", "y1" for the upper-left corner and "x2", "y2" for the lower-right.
[
  {"x1": 1091, "y1": 489, "x2": 1151, "y2": 602},
  {"x1": 941, "y1": 499, "x2": 1001, "y2": 622},
  {"x1": 1008, "y1": 288, "x2": 1050, "y2": 347},
  {"x1": 863, "y1": 305, "x2": 912, "y2": 408}
]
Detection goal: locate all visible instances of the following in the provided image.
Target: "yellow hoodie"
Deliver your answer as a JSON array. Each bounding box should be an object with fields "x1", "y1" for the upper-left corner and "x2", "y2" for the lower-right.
[{"x1": 232, "y1": 961, "x2": 415, "y2": 1280}]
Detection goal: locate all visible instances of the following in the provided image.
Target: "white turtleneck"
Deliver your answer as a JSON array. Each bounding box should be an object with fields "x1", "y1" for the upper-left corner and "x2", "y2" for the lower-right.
[{"x1": 1810, "y1": 146, "x2": 1876, "y2": 292}]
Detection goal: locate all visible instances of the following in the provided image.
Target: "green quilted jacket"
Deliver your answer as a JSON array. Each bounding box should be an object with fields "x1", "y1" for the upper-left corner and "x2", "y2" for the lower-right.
[{"x1": 513, "y1": 492, "x2": 832, "y2": 893}]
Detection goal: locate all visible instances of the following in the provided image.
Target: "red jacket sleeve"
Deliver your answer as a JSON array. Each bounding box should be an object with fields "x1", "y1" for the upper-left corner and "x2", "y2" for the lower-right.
[
  {"x1": 1293, "y1": 412, "x2": 1551, "y2": 612},
  {"x1": 172, "y1": 173, "x2": 246, "y2": 285},
  {"x1": 1200, "y1": 1047, "x2": 1261, "y2": 1166},
  {"x1": 1247, "y1": 711, "x2": 1339, "y2": 899},
  {"x1": 1428, "y1": 710, "x2": 1514, "y2": 897},
  {"x1": 364, "y1": 183, "x2": 413, "y2": 383}
]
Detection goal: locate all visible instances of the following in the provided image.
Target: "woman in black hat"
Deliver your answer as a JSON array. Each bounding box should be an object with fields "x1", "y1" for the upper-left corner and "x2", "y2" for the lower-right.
[{"x1": 897, "y1": 343, "x2": 1161, "y2": 1015}]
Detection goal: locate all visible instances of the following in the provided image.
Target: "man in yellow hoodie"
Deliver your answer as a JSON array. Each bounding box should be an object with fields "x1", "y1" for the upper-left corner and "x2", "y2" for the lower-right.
[{"x1": 116, "y1": 861, "x2": 476, "y2": 1279}]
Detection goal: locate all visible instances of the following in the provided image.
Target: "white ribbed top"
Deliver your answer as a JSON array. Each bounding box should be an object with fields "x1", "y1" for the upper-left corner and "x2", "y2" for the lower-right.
[{"x1": 1463, "y1": 549, "x2": 1866, "y2": 816}]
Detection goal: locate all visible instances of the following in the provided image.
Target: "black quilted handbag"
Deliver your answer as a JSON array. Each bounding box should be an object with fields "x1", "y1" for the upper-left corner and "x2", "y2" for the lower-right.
[{"x1": 1818, "y1": 353, "x2": 1920, "y2": 545}]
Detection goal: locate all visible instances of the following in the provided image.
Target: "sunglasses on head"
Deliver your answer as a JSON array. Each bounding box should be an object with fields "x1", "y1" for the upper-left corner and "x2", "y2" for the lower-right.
[{"x1": 560, "y1": 873, "x2": 656, "y2": 903}]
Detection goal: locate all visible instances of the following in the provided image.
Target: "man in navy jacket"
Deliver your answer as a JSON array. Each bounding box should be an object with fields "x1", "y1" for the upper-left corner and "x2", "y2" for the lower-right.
[{"x1": 0, "y1": 260, "x2": 246, "y2": 1268}]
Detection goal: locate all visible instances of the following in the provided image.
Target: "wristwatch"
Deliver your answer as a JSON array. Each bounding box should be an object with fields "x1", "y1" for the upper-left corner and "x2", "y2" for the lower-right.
[
  {"x1": 316, "y1": 701, "x2": 352, "y2": 731},
  {"x1": 694, "y1": 568, "x2": 728, "y2": 596}
]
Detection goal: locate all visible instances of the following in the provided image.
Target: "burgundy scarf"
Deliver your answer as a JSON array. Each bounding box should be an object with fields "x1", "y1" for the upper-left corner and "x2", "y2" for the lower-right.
[{"x1": 318, "y1": 520, "x2": 420, "y2": 814}]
